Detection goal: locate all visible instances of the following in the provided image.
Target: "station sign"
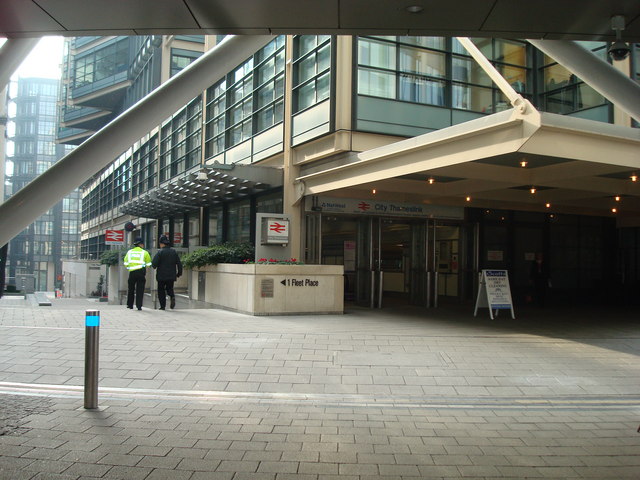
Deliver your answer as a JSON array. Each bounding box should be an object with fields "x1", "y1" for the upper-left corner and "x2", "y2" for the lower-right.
[
  {"x1": 307, "y1": 196, "x2": 464, "y2": 219},
  {"x1": 105, "y1": 229, "x2": 125, "y2": 245},
  {"x1": 262, "y1": 217, "x2": 289, "y2": 245}
]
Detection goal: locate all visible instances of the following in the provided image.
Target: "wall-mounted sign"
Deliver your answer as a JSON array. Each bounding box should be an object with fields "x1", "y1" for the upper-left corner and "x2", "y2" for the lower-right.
[
  {"x1": 306, "y1": 196, "x2": 464, "y2": 219},
  {"x1": 474, "y1": 269, "x2": 515, "y2": 319},
  {"x1": 262, "y1": 217, "x2": 290, "y2": 245},
  {"x1": 105, "y1": 229, "x2": 125, "y2": 245},
  {"x1": 280, "y1": 278, "x2": 320, "y2": 287},
  {"x1": 487, "y1": 250, "x2": 504, "y2": 261}
]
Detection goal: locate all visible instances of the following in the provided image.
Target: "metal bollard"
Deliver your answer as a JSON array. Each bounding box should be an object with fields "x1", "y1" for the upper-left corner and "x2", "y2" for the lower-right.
[{"x1": 84, "y1": 310, "x2": 100, "y2": 409}]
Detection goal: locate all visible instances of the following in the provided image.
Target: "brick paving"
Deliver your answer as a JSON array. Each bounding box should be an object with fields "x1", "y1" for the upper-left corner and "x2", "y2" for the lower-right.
[{"x1": 0, "y1": 295, "x2": 638, "y2": 479}]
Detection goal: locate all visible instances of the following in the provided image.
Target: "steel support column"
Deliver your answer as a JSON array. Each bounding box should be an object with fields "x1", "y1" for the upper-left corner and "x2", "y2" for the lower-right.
[
  {"x1": 0, "y1": 35, "x2": 273, "y2": 247},
  {"x1": 528, "y1": 39, "x2": 640, "y2": 122}
]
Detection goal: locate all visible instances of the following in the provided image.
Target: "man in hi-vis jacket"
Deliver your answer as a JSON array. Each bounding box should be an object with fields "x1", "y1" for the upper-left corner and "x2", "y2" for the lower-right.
[{"x1": 123, "y1": 237, "x2": 152, "y2": 310}]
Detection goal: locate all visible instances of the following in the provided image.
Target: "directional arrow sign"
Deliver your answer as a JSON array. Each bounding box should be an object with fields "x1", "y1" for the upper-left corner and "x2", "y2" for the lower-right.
[{"x1": 280, "y1": 279, "x2": 286, "y2": 286}]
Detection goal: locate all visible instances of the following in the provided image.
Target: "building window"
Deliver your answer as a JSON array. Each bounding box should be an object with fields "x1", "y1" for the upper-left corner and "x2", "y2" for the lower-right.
[
  {"x1": 227, "y1": 200, "x2": 251, "y2": 243},
  {"x1": 293, "y1": 35, "x2": 332, "y2": 113},
  {"x1": 538, "y1": 42, "x2": 607, "y2": 115},
  {"x1": 170, "y1": 48, "x2": 202, "y2": 77},
  {"x1": 73, "y1": 37, "x2": 129, "y2": 88},
  {"x1": 208, "y1": 208, "x2": 223, "y2": 245},
  {"x1": 204, "y1": 36, "x2": 285, "y2": 161},
  {"x1": 357, "y1": 36, "x2": 531, "y2": 113},
  {"x1": 159, "y1": 97, "x2": 202, "y2": 183}
]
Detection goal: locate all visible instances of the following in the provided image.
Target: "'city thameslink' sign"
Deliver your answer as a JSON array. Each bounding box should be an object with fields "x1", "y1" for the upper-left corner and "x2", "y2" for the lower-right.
[{"x1": 307, "y1": 196, "x2": 464, "y2": 219}]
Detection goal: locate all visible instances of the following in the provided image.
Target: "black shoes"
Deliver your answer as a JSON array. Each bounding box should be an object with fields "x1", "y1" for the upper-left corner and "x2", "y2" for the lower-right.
[
  {"x1": 170, "y1": 296, "x2": 176, "y2": 309},
  {"x1": 127, "y1": 306, "x2": 133, "y2": 309},
  {"x1": 137, "y1": 307, "x2": 142, "y2": 311},
  {"x1": 159, "y1": 307, "x2": 165, "y2": 310}
]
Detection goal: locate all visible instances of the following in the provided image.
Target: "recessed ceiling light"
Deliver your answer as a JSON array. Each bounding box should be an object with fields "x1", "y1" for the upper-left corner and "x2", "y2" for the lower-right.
[
  {"x1": 615, "y1": 195, "x2": 621, "y2": 202},
  {"x1": 466, "y1": 196, "x2": 471, "y2": 202},
  {"x1": 520, "y1": 160, "x2": 528, "y2": 167},
  {"x1": 427, "y1": 177, "x2": 435, "y2": 184},
  {"x1": 406, "y1": 5, "x2": 424, "y2": 13},
  {"x1": 631, "y1": 174, "x2": 638, "y2": 182},
  {"x1": 530, "y1": 186, "x2": 536, "y2": 194},
  {"x1": 545, "y1": 203, "x2": 551, "y2": 208}
]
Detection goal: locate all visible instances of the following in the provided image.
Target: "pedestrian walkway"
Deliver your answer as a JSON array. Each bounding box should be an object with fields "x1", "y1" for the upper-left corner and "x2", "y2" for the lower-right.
[{"x1": 0, "y1": 295, "x2": 638, "y2": 479}]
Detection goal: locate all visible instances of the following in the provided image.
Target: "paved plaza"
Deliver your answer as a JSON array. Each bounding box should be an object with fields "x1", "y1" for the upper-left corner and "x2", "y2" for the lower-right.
[{"x1": 0, "y1": 294, "x2": 638, "y2": 479}]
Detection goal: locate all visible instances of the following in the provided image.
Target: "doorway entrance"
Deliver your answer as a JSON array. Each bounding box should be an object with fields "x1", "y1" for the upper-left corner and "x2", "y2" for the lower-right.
[{"x1": 309, "y1": 214, "x2": 464, "y2": 308}]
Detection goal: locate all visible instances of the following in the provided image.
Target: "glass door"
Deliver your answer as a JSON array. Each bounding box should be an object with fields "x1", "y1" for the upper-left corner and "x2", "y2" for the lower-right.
[
  {"x1": 409, "y1": 220, "x2": 428, "y2": 305},
  {"x1": 435, "y1": 222, "x2": 461, "y2": 303},
  {"x1": 356, "y1": 217, "x2": 375, "y2": 306}
]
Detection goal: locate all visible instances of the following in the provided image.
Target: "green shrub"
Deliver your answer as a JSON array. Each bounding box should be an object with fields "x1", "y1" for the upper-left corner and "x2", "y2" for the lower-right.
[
  {"x1": 181, "y1": 242, "x2": 254, "y2": 269},
  {"x1": 100, "y1": 248, "x2": 127, "y2": 266}
]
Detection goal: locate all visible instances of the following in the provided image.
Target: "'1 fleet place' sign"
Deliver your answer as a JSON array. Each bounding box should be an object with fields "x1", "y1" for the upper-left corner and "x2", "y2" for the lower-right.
[{"x1": 281, "y1": 278, "x2": 319, "y2": 286}]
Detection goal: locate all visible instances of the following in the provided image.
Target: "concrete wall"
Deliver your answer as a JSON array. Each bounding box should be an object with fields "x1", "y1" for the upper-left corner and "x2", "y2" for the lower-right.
[
  {"x1": 189, "y1": 263, "x2": 344, "y2": 315},
  {"x1": 62, "y1": 260, "x2": 106, "y2": 297}
]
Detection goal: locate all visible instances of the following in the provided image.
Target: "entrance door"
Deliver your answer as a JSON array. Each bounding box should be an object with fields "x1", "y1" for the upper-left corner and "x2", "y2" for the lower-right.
[
  {"x1": 356, "y1": 217, "x2": 375, "y2": 306},
  {"x1": 433, "y1": 222, "x2": 462, "y2": 305}
]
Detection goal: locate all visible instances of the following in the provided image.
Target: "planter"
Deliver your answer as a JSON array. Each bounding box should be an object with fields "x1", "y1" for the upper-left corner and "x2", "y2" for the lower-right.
[{"x1": 190, "y1": 263, "x2": 344, "y2": 315}]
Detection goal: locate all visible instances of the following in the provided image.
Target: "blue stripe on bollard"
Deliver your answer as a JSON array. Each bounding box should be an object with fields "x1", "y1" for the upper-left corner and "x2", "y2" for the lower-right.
[{"x1": 85, "y1": 310, "x2": 100, "y2": 326}]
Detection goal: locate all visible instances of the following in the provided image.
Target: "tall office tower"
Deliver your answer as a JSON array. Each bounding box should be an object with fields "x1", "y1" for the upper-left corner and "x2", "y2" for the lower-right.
[
  {"x1": 56, "y1": 35, "x2": 207, "y2": 259},
  {"x1": 5, "y1": 77, "x2": 80, "y2": 292}
]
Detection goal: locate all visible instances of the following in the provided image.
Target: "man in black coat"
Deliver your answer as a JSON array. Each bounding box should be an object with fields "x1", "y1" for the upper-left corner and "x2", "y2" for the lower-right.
[{"x1": 152, "y1": 235, "x2": 183, "y2": 310}]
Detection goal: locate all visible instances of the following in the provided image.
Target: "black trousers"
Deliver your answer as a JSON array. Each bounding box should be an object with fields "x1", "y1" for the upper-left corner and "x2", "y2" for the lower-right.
[
  {"x1": 157, "y1": 279, "x2": 175, "y2": 309},
  {"x1": 127, "y1": 269, "x2": 146, "y2": 309}
]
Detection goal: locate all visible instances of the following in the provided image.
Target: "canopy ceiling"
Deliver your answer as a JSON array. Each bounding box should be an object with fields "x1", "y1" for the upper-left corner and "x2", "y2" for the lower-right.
[{"x1": 1, "y1": 0, "x2": 639, "y2": 41}]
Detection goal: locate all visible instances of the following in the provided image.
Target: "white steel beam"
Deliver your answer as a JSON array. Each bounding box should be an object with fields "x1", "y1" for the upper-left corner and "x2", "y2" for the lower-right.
[
  {"x1": 0, "y1": 38, "x2": 40, "y2": 91},
  {"x1": 528, "y1": 39, "x2": 640, "y2": 122},
  {"x1": 456, "y1": 37, "x2": 530, "y2": 114},
  {"x1": 0, "y1": 35, "x2": 273, "y2": 247}
]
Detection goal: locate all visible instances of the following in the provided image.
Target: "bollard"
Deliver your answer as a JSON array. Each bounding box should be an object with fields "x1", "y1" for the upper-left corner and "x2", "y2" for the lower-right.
[{"x1": 84, "y1": 310, "x2": 100, "y2": 409}]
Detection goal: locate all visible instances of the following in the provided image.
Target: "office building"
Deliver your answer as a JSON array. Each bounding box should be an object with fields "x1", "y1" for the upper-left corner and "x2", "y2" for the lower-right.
[
  {"x1": 63, "y1": 35, "x2": 640, "y2": 307},
  {"x1": 5, "y1": 77, "x2": 79, "y2": 291}
]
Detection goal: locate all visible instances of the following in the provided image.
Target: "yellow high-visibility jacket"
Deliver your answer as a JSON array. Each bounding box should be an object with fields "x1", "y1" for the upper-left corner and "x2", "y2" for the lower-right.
[{"x1": 123, "y1": 246, "x2": 152, "y2": 271}]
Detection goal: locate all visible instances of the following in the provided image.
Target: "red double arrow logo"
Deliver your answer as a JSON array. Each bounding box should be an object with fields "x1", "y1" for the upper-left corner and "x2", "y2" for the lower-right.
[
  {"x1": 269, "y1": 222, "x2": 287, "y2": 233},
  {"x1": 105, "y1": 230, "x2": 124, "y2": 242}
]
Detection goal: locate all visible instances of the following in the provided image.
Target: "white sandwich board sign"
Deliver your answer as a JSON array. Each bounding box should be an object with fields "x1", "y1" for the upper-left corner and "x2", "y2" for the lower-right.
[{"x1": 474, "y1": 269, "x2": 515, "y2": 319}]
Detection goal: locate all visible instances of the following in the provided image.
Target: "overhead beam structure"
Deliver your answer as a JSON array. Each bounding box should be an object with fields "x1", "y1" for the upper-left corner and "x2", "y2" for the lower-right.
[
  {"x1": 0, "y1": 35, "x2": 273, "y2": 247},
  {"x1": 528, "y1": 39, "x2": 640, "y2": 122},
  {"x1": 0, "y1": 37, "x2": 39, "y2": 91}
]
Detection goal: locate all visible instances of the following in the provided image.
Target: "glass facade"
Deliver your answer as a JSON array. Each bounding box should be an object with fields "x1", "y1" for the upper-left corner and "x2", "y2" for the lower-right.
[
  {"x1": 538, "y1": 42, "x2": 608, "y2": 115},
  {"x1": 72, "y1": 37, "x2": 129, "y2": 89},
  {"x1": 357, "y1": 36, "x2": 530, "y2": 113},
  {"x1": 204, "y1": 36, "x2": 285, "y2": 161},
  {"x1": 6, "y1": 78, "x2": 81, "y2": 289},
  {"x1": 293, "y1": 35, "x2": 332, "y2": 112}
]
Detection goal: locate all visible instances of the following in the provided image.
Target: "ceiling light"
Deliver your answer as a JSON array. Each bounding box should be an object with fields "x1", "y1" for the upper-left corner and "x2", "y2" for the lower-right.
[
  {"x1": 372, "y1": 189, "x2": 376, "y2": 194},
  {"x1": 530, "y1": 186, "x2": 536, "y2": 194},
  {"x1": 615, "y1": 195, "x2": 621, "y2": 202},
  {"x1": 427, "y1": 177, "x2": 435, "y2": 184},
  {"x1": 545, "y1": 203, "x2": 551, "y2": 208},
  {"x1": 611, "y1": 207, "x2": 618, "y2": 213},
  {"x1": 631, "y1": 174, "x2": 638, "y2": 182},
  {"x1": 466, "y1": 196, "x2": 471, "y2": 202},
  {"x1": 406, "y1": 5, "x2": 424, "y2": 13},
  {"x1": 520, "y1": 160, "x2": 528, "y2": 167}
]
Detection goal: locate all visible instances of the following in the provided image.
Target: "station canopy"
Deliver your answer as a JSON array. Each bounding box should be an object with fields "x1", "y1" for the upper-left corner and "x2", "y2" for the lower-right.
[{"x1": 120, "y1": 163, "x2": 282, "y2": 219}]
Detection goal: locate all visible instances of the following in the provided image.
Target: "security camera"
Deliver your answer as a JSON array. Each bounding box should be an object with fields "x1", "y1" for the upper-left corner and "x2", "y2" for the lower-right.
[{"x1": 608, "y1": 40, "x2": 630, "y2": 61}]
